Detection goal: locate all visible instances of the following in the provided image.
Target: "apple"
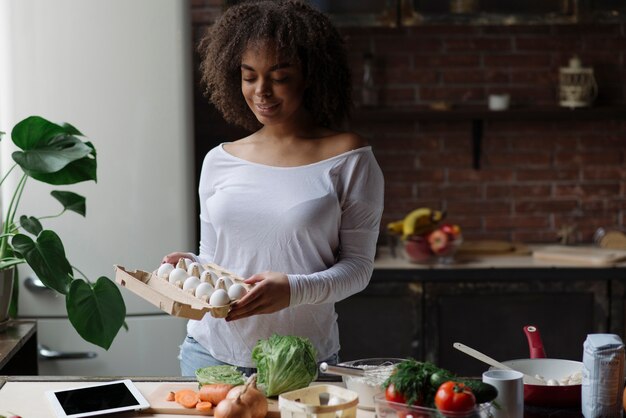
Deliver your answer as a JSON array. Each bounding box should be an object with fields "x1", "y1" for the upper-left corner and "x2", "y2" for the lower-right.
[
  {"x1": 428, "y1": 229, "x2": 450, "y2": 254},
  {"x1": 440, "y1": 223, "x2": 461, "y2": 239},
  {"x1": 404, "y1": 236, "x2": 433, "y2": 262}
]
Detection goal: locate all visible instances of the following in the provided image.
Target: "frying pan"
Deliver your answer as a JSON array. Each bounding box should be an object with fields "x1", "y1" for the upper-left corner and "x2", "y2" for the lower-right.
[{"x1": 499, "y1": 325, "x2": 582, "y2": 408}]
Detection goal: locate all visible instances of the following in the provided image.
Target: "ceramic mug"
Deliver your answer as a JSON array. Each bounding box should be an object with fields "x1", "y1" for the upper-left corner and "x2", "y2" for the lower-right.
[
  {"x1": 482, "y1": 369, "x2": 524, "y2": 418},
  {"x1": 488, "y1": 94, "x2": 510, "y2": 111}
]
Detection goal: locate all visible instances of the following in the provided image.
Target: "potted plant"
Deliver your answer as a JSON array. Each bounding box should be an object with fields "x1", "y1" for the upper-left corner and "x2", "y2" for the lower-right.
[{"x1": 0, "y1": 115, "x2": 125, "y2": 350}]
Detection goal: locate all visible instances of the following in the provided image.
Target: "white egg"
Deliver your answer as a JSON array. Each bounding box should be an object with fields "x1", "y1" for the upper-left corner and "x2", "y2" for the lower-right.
[
  {"x1": 228, "y1": 283, "x2": 247, "y2": 301},
  {"x1": 209, "y1": 288, "x2": 230, "y2": 306},
  {"x1": 176, "y1": 258, "x2": 187, "y2": 270},
  {"x1": 183, "y1": 276, "x2": 201, "y2": 292},
  {"x1": 218, "y1": 276, "x2": 233, "y2": 289},
  {"x1": 168, "y1": 267, "x2": 188, "y2": 285},
  {"x1": 195, "y1": 282, "x2": 214, "y2": 299},
  {"x1": 187, "y1": 262, "x2": 204, "y2": 276},
  {"x1": 157, "y1": 263, "x2": 174, "y2": 279},
  {"x1": 200, "y1": 270, "x2": 216, "y2": 285}
]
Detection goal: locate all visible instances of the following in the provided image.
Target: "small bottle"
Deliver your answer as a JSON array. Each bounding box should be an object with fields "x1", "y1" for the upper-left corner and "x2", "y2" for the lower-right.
[
  {"x1": 582, "y1": 334, "x2": 625, "y2": 418},
  {"x1": 361, "y1": 52, "x2": 378, "y2": 107}
]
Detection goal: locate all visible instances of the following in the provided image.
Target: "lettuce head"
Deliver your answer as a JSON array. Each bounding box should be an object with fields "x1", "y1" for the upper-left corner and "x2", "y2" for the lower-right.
[{"x1": 252, "y1": 334, "x2": 318, "y2": 397}]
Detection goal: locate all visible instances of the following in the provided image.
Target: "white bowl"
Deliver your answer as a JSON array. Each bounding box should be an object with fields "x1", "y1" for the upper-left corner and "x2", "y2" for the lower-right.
[{"x1": 338, "y1": 358, "x2": 404, "y2": 410}]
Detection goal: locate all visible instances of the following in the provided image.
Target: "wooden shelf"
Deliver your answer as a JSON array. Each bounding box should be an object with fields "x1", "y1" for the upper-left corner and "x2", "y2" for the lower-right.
[{"x1": 351, "y1": 105, "x2": 626, "y2": 169}]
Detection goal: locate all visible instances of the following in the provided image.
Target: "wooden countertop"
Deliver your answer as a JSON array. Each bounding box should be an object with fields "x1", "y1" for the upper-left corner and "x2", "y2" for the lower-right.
[
  {"x1": 0, "y1": 376, "x2": 376, "y2": 418},
  {"x1": 373, "y1": 244, "x2": 626, "y2": 281},
  {"x1": 0, "y1": 321, "x2": 36, "y2": 370}
]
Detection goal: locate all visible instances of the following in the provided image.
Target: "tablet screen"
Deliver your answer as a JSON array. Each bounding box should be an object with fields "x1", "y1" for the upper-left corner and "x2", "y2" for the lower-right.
[{"x1": 46, "y1": 380, "x2": 150, "y2": 417}]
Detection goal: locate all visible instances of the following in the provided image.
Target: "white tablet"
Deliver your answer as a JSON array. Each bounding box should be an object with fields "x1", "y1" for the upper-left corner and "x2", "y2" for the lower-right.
[{"x1": 45, "y1": 379, "x2": 150, "y2": 418}]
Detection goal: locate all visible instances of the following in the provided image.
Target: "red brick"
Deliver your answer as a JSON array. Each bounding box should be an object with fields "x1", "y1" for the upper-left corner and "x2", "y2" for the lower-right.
[
  {"x1": 483, "y1": 54, "x2": 552, "y2": 68},
  {"x1": 417, "y1": 184, "x2": 482, "y2": 199},
  {"x1": 583, "y1": 167, "x2": 626, "y2": 180},
  {"x1": 484, "y1": 152, "x2": 551, "y2": 168},
  {"x1": 381, "y1": 87, "x2": 416, "y2": 104},
  {"x1": 517, "y1": 169, "x2": 580, "y2": 181},
  {"x1": 414, "y1": 54, "x2": 481, "y2": 68},
  {"x1": 444, "y1": 37, "x2": 513, "y2": 52},
  {"x1": 486, "y1": 185, "x2": 551, "y2": 199},
  {"x1": 385, "y1": 68, "x2": 439, "y2": 84},
  {"x1": 554, "y1": 24, "x2": 622, "y2": 36},
  {"x1": 448, "y1": 169, "x2": 515, "y2": 182},
  {"x1": 509, "y1": 70, "x2": 557, "y2": 86},
  {"x1": 555, "y1": 151, "x2": 623, "y2": 166},
  {"x1": 416, "y1": 151, "x2": 473, "y2": 168},
  {"x1": 513, "y1": 231, "x2": 560, "y2": 243},
  {"x1": 446, "y1": 200, "x2": 511, "y2": 214},
  {"x1": 466, "y1": 231, "x2": 514, "y2": 241},
  {"x1": 374, "y1": 38, "x2": 443, "y2": 53},
  {"x1": 482, "y1": 25, "x2": 552, "y2": 35},
  {"x1": 440, "y1": 70, "x2": 485, "y2": 84},
  {"x1": 554, "y1": 183, "x2": 621, "y2": 197},
  {"x1": 515, "y1": 200, "x2": 579, "y2": 213},
  {"x1": 484, "y1": 215, "x2": 549, "y2": 229},
  {"x1": 515, "y1": 37, "x2": 583, "y2": 51}
]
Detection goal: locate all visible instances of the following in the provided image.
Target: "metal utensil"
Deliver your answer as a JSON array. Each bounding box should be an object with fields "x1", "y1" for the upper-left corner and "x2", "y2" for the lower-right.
[
  {"x1": 453, "y1": 342, "x2": 545, "y2": 385},
  {"x1": 319, "y1": 362, "x2": 365, "y2": 377}
]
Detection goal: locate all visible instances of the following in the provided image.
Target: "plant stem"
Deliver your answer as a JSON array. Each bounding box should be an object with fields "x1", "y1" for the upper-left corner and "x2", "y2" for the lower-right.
[
  {"x1": 71, "y1": 265, "x2": 90, "y2": 282},
  {"x1": 0, "y1": 173, "x2": 27, "y2": 259},
  {"x1": 0, "y1": 163, "x2": 17, "y2": 188}
]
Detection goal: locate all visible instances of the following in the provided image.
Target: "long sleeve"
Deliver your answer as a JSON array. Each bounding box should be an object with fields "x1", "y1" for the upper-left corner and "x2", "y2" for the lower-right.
[{"x1": 286, "y1": 151, "x2": 384, "y2": 306}]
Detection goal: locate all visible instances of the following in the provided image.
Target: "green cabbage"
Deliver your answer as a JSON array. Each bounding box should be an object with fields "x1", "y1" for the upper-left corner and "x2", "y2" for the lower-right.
[
  {"x1": 252, "y1": 334, "x2": 318, "y2": 397},
  {"x1": 195, "y1": 364, "x2": 245, "y2": 386}
]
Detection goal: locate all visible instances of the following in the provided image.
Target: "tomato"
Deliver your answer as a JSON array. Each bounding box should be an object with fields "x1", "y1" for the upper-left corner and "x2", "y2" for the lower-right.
[
  {"x1": 434, "y1": 381, "x2": 476, "y2": 414},
  {"x1": 385, "y1": 383, "x2": 407, "y2": 404}
]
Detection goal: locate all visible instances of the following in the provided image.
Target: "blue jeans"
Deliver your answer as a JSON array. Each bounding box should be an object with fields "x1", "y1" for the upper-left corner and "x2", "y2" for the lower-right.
[{"x1": 179, "y1": 335, "x2": 339, "y2": 377}]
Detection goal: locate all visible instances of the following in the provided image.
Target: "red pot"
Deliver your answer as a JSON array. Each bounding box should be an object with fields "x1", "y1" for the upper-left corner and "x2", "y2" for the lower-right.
[{"x1": 500, "y1": 325, "x2": 582, "y2": 408}]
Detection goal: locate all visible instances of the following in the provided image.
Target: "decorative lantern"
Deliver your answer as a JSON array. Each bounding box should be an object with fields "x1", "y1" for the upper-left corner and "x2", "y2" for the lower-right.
[{"x1": 559, "y1": 55, "x2": 597, "y2": 108}]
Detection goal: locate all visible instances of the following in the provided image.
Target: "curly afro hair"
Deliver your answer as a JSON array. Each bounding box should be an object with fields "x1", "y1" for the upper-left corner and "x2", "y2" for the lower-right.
[{"x1": 198, "y1": 0, "x2": 352, "y2": 132}]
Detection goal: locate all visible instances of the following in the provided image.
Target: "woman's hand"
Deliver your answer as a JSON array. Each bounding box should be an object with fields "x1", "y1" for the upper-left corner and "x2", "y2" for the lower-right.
[
  {"x1": 226, "y1": 271, "x2": 290, "y2": 321},
  {"x1": 161, "y1": 252, "x2": 195, "y2": 265}
]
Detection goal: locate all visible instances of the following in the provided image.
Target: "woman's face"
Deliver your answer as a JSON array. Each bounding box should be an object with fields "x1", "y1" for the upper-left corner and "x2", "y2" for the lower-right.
[{"x1": 240, "y1": 42, "x2": 307, "y2": 127}]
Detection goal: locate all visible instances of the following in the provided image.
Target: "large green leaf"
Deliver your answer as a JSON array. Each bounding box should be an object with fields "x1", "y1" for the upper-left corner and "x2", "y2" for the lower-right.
[
  {"x1": 11, "y1": 115, "x2": 83, "y2": 150},
  {"x1": 51, "y1": 191, "x2": 86, "y2": 216},
  {"x1": 67, "y1": 277, "x2": 126, "y2": 350},
  {"x1": 12, "y1": 134, "x2": 92, "y2": 174},
  {"x1": 19, "y1": 215, "x2": 43, "y2": 235},
  {"x1": 26, "y1": 142, "x2": 97, "y2": 185},
  {"x1": 11, "y1": 231, "x2": 72, "y2": 294}
]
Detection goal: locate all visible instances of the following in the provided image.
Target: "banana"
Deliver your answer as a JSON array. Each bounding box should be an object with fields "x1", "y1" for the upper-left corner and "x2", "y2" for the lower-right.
[
  {"x1": 401, "y1": 207, "x2": 445, "y2": 239},
  {"x1": 386, "y1": 220, "x2": 405, "y2": 235}
]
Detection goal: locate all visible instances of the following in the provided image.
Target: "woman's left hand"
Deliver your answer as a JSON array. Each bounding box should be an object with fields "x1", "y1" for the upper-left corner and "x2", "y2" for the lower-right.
[{"x1": 225, "y1": 271, "x2": 290, "y2": 321}]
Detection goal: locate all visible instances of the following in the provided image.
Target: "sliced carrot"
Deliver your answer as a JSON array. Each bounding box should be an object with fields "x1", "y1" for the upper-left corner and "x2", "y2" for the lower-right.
[
  {"x1": 175, "y1": 389, "x2": 200, "y2": 409},
  {"x1": 196, "y1": 401, "x2": 213, "y2": 414},
  {"x1": 199, "y1": 383, "x2": 233, "y2": 404},
  {"x1": 166, "y1": 391, "x2": 176, "y2": 402}
]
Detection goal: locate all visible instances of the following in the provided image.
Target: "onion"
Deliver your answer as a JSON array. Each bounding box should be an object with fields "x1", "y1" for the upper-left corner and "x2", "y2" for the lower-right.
[
  {"x1": 214, "y1": 396, "x2": 251, "y2": 418},
  {"x1": 226, "y1": 374, "x2": 268, "y2": 418}
]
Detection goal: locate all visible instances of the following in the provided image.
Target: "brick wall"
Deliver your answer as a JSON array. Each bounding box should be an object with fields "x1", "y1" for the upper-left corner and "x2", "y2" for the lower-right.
[{"x1": 190, "y1": 2, "x2": 626, "y2": 243}]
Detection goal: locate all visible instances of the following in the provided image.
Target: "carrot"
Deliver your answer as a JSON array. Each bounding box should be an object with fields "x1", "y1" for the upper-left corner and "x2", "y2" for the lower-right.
[
  {"x1": 196, "y1": 401, "x2": 213, "y2": 414},
  {"x1": 199, "y1": 383, "x2": 234, "y2": 404},
  {"x1": 175, "y1": 389, "x2": 200, "y2": 409},
  {"x1": 166, "y1": 391, "x2": 176, "y2": 402}
]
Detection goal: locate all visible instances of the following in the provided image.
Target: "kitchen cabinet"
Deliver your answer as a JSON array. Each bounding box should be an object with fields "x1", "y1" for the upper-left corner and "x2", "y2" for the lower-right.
[{"x1": 335, "y1": 247, "x2": 626, "y2": 376}]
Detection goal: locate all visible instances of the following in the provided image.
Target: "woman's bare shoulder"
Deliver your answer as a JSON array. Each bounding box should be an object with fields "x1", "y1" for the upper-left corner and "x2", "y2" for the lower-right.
[{"x1": 321, "y1": 131, "x2": 369, "y2": 157}]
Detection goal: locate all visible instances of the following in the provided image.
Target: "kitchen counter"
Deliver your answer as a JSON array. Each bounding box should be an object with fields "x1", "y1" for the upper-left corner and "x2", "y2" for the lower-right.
[
  {"x1": 0, "y1": 376, "x2": 582, "y2": 418},
  {"x1": 0, "y1": 320, "x2": 37, "y2": 375},
  {"x1": 335, "y1": 244, "x2": 626, "y2": 375},
  {"x1": 0, "y1": 376, "x2": 378, "y2": 418}
]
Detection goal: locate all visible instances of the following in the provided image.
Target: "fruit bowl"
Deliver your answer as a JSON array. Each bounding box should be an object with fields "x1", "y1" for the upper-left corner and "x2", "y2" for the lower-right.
[
  {"x1": 374, "y1": 393, "x2": 493, "y2": 418},
  {"x1": 404, "y1": 224, "x2": 463, "y2": 264}
]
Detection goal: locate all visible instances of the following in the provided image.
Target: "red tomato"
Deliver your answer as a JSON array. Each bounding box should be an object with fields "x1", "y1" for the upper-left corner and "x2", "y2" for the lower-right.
[
  {"x1": 434, "y1": 381, "x2": 476, "y2": 414},
  {"x1": 385, "y1": 383, "x2": 407, "y2": 404}
]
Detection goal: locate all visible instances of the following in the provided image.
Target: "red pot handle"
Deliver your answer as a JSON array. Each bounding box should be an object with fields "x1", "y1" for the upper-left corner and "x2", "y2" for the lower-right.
[{"x1": 523, "y1": 325, "x2": 547, "y2": 358}]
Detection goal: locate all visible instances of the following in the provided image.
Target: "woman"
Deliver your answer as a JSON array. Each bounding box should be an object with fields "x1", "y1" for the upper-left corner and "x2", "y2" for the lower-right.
[{"x1": 163, "y1": 0, "x2": 384, "y2": 376}]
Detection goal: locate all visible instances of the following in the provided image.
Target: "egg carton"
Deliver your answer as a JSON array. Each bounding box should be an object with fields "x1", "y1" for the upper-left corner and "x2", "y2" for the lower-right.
[{"x1": 114, "y1": 263, "x2": 250, "y2": 320}]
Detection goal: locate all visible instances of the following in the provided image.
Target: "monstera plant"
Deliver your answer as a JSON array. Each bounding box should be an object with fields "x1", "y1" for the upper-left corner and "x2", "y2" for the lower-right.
[{"x1": 0, "y1": 115, "x2": 125, "y2": 350}]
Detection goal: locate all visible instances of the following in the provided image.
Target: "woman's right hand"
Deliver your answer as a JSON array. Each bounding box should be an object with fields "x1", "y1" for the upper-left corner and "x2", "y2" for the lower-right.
[{"x1": 161, "y1": 252, "x2": 195, "y2": 265}]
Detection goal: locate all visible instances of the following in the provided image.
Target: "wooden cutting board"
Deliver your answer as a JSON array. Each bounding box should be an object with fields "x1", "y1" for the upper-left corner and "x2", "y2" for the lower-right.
[
  {"x1": 533, "y1": 245, "x2": 626, "y2": 266},
  {"x1": 458, "y1": 240, "x2": 531, "y2": 256},
  {"x1": 146, "y1": 383, "x2": 280, "y2": 416}
]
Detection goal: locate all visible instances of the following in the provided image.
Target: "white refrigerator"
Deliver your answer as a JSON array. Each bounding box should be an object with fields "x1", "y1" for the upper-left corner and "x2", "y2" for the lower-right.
[{"x1": 0, "y1": 0, "x2": 194, "y2": 375}]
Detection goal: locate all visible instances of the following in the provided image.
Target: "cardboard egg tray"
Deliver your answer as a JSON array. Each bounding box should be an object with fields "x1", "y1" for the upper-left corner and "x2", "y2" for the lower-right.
[{"x1": 114, "y1": 263, "x2": 249, "y2": 320}]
